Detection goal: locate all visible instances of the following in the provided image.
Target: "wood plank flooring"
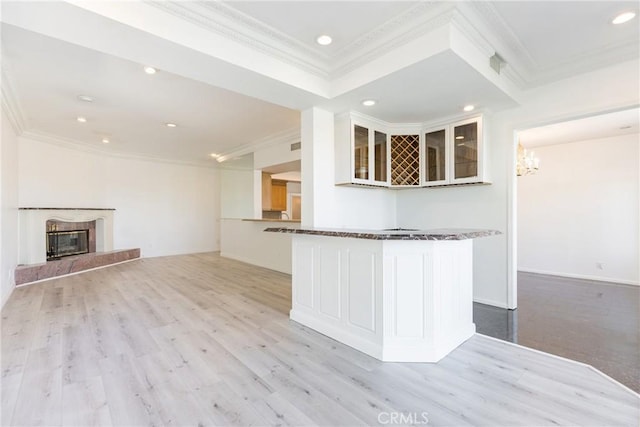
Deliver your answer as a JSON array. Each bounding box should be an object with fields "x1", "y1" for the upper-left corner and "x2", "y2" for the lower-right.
[{"x1": 2, "y1": 253, "x2": 638, "y2": 426}]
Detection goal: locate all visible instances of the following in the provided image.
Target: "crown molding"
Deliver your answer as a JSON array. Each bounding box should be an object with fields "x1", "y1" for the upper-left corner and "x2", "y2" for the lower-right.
[
  {"x1": 145, "y1": 1, "x2": 461, "y2": 83},
  {"x1": 144, "y1": 0, "x2": 329, "y2": 78},
  {"x1": 330, "y1": 2, "x2": 455, "y2": 78},
  {"x1": 21, "y1": 130, "x2": 217, "y2": 169},
  {"x1": 461, "y1": 1, "x2": 538, "y2": 89},
  {"x1": 1, "y1": 68, "x2": 28, "y2": 134},
  {"x1": 216, "y1": 127, "x2": 300, "y2": 163},
  {"x1": 527, "y1": 38, "x2": 640, "y2": 88},
  {"x1": 465, "y1": 1, "x2": 640, "y2": 89}
]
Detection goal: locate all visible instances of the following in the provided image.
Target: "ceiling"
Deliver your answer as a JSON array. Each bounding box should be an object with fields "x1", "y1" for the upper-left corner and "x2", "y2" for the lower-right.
[
  {"x1": 519, "y1": 107, "x2": 640, "y2": 148},
  {"x1": 1, "y1": 24, "x2": 300, "y2": 164},
  {"x1": 1, "y1": 1, "x2": 638, "y2": 166},
  {"x1": 228, "y1": 1, "x2": 421, "y2": 57}
]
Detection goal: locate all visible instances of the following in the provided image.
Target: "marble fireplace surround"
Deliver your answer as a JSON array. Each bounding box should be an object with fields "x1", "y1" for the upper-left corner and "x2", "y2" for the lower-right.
[{"x1": 18, "y1": 208, "x2": 115, "y2": 265}]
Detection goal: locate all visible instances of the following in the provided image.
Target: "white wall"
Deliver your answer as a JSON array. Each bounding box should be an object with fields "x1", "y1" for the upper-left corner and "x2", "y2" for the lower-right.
[
  {"x1": 18, "y1": 137, "x2": 220, "y2": 257},
  {"x1": 397, "y1": 59, "x2": 640, "y2": 308},
  {"x1": 220, "y1": 168, "x2": 254, "y2": 219},
  {"x1": 220, "y1": 218, "x2": 298, "y2": 274},
  {"x1": 302, "y1": 108, "x2": 397, "y2": 230},
  {"x1": 254, "y1": 139, "x2": 300, "y2": 170},
  {"x1": 518, "y1": 134, "x2": 639, "y2": 285},
  {"x1": 1, "y1": 110, "x2": 19, "y2": 309},
  {"x1": 397, "y1": 149, "x2": 508, "y2": 307}
]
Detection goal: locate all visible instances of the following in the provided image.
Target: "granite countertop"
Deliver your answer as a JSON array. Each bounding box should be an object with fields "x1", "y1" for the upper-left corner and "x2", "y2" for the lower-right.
[
  {"x1": 242, "y1": 219, "x2": 302, "y2": 223},
  {"x1": 264, "y1": 227, "x2": 500, "y2": 241},
  {"x1": 19, "y1": 207, "x2": 116, "y2": 210}
]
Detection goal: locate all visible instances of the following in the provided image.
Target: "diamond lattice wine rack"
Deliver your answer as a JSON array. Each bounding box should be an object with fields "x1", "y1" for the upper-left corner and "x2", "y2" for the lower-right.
[{"x1": 391, "y1": 134, "x2": 420, "y2": 186}]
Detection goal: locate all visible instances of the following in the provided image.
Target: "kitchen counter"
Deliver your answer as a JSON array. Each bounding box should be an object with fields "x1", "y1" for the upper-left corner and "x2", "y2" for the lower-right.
[
  {"x1": 242, "y1": 218, "x2": 301, "y2": 223},
  {"x1": 264, "y1": 227, "x2": 498, "y2": 240},
  {"x1": 266, "y1": 226, "x2": 500, "y2": 363}
]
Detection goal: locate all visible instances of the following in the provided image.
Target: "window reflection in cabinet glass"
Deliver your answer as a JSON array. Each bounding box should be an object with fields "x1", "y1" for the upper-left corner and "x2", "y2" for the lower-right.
[
  {"x1": 354, "y1": 125, "x2": 369, "y2": 180},
  {"x1": 374, "y1": 130, "x2": 387, "y2": 182},
  {"x1": 425, "y1": 129, "x2": 446, "y2": 182},
  {"x1": 454, "y1": 122, "x2": 478, "y2": 179}
]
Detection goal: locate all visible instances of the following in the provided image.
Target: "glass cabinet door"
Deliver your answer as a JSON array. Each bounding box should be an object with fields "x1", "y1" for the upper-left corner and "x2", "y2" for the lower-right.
[
  {"x1": 354, "y1": 125, "x2": 369, "y2": 180},
  {"x1": 374, "y1": 130, "x2": 387, "y2": 183},
  {"x1": 424, "y1": 129, "x2": 446, "y2": 183},
  {"x1": 453, "y1": 121, "x2": 478, "y2": 179}
]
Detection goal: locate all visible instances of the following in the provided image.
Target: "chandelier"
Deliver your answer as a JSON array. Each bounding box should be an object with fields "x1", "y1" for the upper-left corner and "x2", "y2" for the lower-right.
[{"x1": 517, "y1": 142, "x2": 540, "y2": 176}]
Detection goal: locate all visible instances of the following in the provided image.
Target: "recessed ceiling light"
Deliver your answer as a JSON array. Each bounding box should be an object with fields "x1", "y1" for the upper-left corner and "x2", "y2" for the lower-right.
[
  {"x1": 612, "y1": 11, "x2": 636, "y2": 24},
  {"x1": 76, "y1": 116, "x2": 87, "y2": 123},
  {"x1": 463, "y1": 105, "x2": 475, "y2": 112},
  {"x1": 316, "y1": 35, "x2": 332, "y2": 46},
  {"x1": 362, "y1": 99, "x2": 376, "y2": 107},
  {"x1": 102, "y1": 138, "x2": 110, "y2": 144},
  {"x1": 455, "y1": 135, "x2": 464, "y2": 140},
  {"x1": 144, "y1": 66, "x2": 157, "y2": 74},
  {"x1": 77, "y1": 95, "x2": 94, "y2": 102},
  {"x1": 166, "y1": 123, "x2": 177, "y2": 128},
  {"x1": 210, "y1": 153, "x2": 219, "y2": 158}
]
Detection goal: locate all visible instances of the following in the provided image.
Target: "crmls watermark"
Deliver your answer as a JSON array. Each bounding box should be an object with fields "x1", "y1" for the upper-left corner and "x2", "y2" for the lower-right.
[{"x1": 377, "y1": 411, "x2": 429, "y2": 425}]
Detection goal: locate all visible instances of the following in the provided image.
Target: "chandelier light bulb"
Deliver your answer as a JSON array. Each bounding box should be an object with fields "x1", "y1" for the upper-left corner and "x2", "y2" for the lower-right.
[{"x1": 517, "y1": 142, "x2": 540, "y2": 176}]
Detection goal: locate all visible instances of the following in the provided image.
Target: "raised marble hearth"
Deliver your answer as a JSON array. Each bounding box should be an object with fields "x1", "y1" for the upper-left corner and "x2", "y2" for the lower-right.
[
  {"x1": 16, "y1": 207, "x2": 141, "y2": 285},
  {"x1": 15, "y1": 249, "x2": 140, "y2": 285}
]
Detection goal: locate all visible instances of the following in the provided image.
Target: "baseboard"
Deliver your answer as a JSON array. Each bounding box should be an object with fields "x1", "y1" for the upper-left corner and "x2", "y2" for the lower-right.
[
  {"x1": 518, "y1": 268, "x2": 638, "y2": 286},
  {"x1": 473, "y1": 297, "x2": 510, "y2": 309},
  {"x1": 220, "y1": 251, "x2": 290, "y2": 275}
]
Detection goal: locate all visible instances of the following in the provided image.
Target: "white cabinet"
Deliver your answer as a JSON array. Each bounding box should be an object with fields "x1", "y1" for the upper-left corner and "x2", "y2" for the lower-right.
[
  {"x1": 336, "y1": 114, "x2": 390, "y2": 187},
  {"x1": 289, "y1": 234, "x2": 476, "y2": 362},
  {"x1": 336, "y1": 113, "x2": 487, "y2": 188},
  {"x1": 423, "y1": 126, "x2": 448, "y2": 185},
  {"x1": 423, "y1": 116, "x2": 485, "y2": 187}
]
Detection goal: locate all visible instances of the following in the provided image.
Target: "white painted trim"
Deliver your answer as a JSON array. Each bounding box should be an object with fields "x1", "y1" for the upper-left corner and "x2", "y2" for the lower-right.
[
  {"x1": 216, "y1": 127, "x2": 300, "y2": 163},
  {"x1": 473, "y1": 297, "x2": 510, "y2": 309},
  {"x1": 290, "y1": 309, "x2": 383, "y2": 360},
  {"x1": 330, "y1": 3, "x2": 455, "y2": 78},
  {"x1": 464, "y1": 2, "x2": 639, "y2": 89},
  {"x1": 518, "y1": 268, "x2": 639, "y2": 286},
  {"x1": 0, "y1": 68, "x2": 28, "y2": 134},
  {"x1": 507, "y1": 131, "x2": 519, "y2": 310},
  {"x1": 219, "y1": 252, "x2": 288, "y2": 275},
  {"x1": 146, "y1": 0, "x2": 328, "y2": 78},
  {"x1": 475, "y1": 334, "x2": 640, "y2": 398},
  {"x1": 15, "y1": 257, "x2": 139, "y2": 287},
  {"x1": 21, "y1": 130, "x2": 216, "y2": 169}
]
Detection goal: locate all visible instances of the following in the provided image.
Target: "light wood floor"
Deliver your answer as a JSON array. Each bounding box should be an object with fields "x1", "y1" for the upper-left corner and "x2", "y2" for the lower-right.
[{"x1": 2, "y1": 253, "x2": 638, "y2": 426}]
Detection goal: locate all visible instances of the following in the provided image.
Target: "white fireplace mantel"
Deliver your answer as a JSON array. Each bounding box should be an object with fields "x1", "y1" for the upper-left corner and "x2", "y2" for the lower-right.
[{"x1": 18, "y1": 208, "x2": 115, "y2": 265}]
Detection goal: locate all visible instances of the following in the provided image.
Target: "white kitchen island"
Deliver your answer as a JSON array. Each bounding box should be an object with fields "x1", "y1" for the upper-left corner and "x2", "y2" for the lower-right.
[{"x1": 265, "y1": 227, "x2": 500, "y2": 363}]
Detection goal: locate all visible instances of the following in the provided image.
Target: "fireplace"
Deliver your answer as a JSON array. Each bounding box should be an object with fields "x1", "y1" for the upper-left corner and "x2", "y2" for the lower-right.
[
  {"x1": 16, "y1": 207, "x2": 141, "y2": 286},
  {"x1": 45, "y1": 219, "x2": 97, "y2": 261},
  {"x1": 18, "y1": 208, "x2": 114, "y2": 265},
  {"x1": 47, "y1": 229, "x2": 89, "y2": 260}
]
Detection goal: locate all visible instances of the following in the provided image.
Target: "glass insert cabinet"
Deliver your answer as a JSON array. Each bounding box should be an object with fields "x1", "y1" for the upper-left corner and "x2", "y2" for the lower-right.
[
  {"x1": 348, "y1": 120, "x2": 391, "y2": 186},
  {"x1": 336, "y1": 112, "x2": 487, "y2": 188},
  {"x1": 423, "y1": 116, "x2": 484, "y2": 187}
]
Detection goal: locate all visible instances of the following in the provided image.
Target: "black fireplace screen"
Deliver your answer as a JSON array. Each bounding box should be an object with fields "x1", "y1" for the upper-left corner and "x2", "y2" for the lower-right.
[{"x1": 46, "y1": 230, "x2": 90, "y2": 260}]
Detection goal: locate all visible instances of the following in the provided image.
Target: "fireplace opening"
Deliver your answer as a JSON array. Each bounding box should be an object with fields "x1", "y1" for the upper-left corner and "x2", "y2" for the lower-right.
[{"x1": 47, "y1": 229, "x2": 90, "y2": 260}]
